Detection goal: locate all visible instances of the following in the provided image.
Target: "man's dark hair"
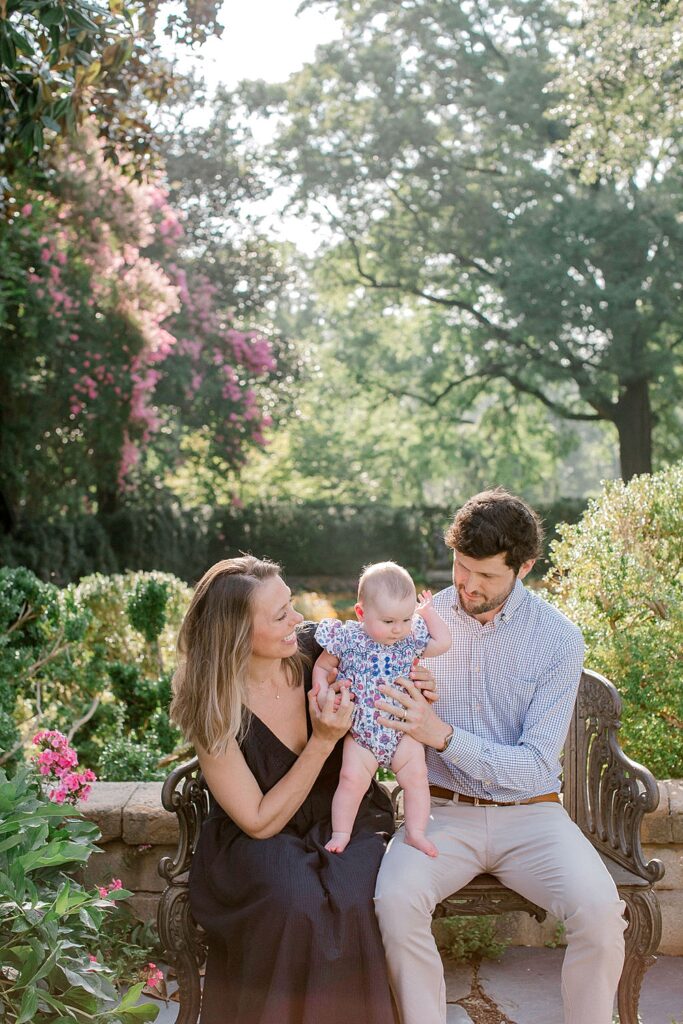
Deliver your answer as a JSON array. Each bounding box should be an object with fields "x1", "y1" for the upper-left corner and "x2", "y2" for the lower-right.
[{"x1": 445, "y1": 488, "x2": 544, "y2": 574}]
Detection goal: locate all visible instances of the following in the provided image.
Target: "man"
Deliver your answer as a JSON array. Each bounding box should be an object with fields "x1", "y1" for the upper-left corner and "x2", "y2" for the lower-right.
[{"x1": 374, "y1": 488, "x2": 626, "y2": 1024}]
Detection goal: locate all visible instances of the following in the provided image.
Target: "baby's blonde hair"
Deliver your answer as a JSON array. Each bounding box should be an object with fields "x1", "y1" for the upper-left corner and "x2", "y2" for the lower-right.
[{"x1": 357, "y1": 561, "x2": 416, "y2": 607}]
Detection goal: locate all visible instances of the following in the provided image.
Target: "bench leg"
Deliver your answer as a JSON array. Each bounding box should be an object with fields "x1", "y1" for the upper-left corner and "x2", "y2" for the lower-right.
[
  {"x1": 157, "y1": 885, "x2": 205, "y2": 1024},
  {"x1": 616, "y1": 890, "x2": 661, "y2": 1024}
]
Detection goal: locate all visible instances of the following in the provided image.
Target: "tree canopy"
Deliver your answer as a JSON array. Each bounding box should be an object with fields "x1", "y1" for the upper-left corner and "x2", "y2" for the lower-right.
[
  {"x1": 548, "y1": 0, "x2": 682, "y2": 183},
  {"x1": 240, "y1": 0, "x2": 683, "y2": 480}
]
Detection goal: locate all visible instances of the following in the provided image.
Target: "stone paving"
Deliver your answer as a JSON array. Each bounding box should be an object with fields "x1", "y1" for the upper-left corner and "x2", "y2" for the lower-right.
[{"x1": 141, "y1": 948, "x2": 682, "y2": 1024}]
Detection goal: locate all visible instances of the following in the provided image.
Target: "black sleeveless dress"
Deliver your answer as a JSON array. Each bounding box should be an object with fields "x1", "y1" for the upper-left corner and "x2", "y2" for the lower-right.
[{"x1": 188, "y1": 625, "x2": 396, "y2": 1024}]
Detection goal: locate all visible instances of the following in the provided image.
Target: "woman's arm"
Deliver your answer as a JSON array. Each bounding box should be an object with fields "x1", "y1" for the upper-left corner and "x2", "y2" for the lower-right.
[{"x1": 197, "y1": 685, "x2": 353, "y2": 839}]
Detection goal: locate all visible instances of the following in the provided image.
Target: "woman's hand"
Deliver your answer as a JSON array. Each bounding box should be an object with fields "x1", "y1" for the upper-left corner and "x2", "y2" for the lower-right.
[
  {"x1": 308, "y1": 680, "x2": 353, "y2": 745},
  {"x1": 408, "y1": 659, "x2": 438, "y2": 703}
]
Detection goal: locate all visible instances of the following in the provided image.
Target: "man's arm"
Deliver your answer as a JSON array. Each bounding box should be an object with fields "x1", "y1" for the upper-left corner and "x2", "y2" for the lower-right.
[{"x1": 376, "y1": 633, "x2": 584, "y2": 792}]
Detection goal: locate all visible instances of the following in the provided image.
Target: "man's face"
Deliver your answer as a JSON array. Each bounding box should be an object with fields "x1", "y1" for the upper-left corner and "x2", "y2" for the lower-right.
[{"x1": 452, "y1": 550, "x2": 534, "y2": 621}]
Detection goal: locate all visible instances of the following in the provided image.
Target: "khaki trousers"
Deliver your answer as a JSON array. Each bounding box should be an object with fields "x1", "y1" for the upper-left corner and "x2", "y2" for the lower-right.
[{"x1": 374, "y1": 799, "x2": 627, "y2": 1024}]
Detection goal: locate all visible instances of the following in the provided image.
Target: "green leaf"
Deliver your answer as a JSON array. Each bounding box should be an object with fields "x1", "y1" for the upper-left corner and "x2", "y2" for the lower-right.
[
  {"x1": 18, "y1": 839, "x2": 91, "y2": 872},
  {"x1": 41, "y1": 113, "x2": 61, "y2": 132},
  {"x1": 31, "y1": 945, "x2": 61, "y2": 985},
  {"x1": 53, "y1": 880, "x2": 71, "y2": 915},
  {"x1": 0, "y1": 832, "x2": 25, "y2": 853},
  {"x1": 16, "y1": 985, "x2": 39, "y2": 1024},
  {"x1": 39, "y1": 6, "x2": 65, "y2": 26},
  {"x1": 0, "y1": 32, "x2": 17, "y2": 68},
  {"x1": 7, "y1": 26, "x2": 34, "y2": 55},
  {"x1": 65, "y1": 7, "x2": 98, "y2": 30},
  {"x1": 101, "y1": 983, "x2": 161, "y2": 1018},
  {"x1": 62, "y1": 965, "x2": 117, "y2": 1000},
  {"x1": 15, "y1": 939, "x2": 43, "y2": 987}
]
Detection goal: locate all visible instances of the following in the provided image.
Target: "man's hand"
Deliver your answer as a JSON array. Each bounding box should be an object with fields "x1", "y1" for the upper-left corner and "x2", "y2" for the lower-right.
[
  {"x1": 375, "y1": 680, "x2": 451, "y2": 749},
  {"x1": 408, "y1": 658, "x2": 438, "y2": 703}
]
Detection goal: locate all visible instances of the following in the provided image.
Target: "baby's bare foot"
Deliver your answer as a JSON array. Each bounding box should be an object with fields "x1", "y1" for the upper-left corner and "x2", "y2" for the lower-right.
[
  {"x1": 405, "y1": 830, "x2": 438, "y2": 858},
  {"x1": 325, "y1": 831, "x2": 351, "y2": 854}
]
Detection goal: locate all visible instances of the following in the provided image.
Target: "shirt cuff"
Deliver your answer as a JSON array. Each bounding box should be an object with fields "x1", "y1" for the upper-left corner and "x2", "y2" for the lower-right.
[{"x1": 441, "y1": 726, "x2": 484, "y2": 778}]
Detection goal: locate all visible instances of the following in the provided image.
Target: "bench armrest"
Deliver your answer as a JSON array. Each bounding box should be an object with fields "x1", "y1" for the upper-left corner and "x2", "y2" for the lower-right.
[
  {"x1": 158, "y1": 755, "x2": 209, "y2": 883},
  {"x1": 563, "y1": 670, "x2": 664, "y2": 885}
]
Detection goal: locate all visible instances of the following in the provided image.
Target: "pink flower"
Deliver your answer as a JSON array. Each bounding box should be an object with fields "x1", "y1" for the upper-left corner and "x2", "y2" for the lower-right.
[
  {"x1": 20, "y1": 203, "x2": 32, "y2": 216},
  {"x1": 32, "y1": 730, "x2": 97, "y2": 804},
  {"x1": 98, "y1": 877, "x2": 124, "y2": 899},
  {"x1": 146, "y1": 963, "x2": 164, "y2": 989}
]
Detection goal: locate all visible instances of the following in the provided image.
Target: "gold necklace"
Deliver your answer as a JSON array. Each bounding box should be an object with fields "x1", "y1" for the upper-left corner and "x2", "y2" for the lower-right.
[{"x1": 250, "y1": 675, "x2": 282, "y2": 700}]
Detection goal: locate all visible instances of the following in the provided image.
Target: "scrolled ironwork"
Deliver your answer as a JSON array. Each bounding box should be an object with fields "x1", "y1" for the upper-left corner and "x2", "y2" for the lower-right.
[
  {"x1": 570, "y1": 670, "x2": 664, "y2": 883},
  {"x1": 156, "y1": 885, "x2": 206, "y2": 1024},
  {"x1": 159, "y1": 757, "x2": 210, "y2": 883},
  {"x1": 617, "y1": 889, "x2": 662, "y2": 1024}
]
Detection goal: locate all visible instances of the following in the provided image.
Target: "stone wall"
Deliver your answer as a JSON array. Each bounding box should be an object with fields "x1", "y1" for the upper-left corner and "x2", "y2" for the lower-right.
[{"x1": 78, "y1": 779, "x2": 683, "y2": 955}]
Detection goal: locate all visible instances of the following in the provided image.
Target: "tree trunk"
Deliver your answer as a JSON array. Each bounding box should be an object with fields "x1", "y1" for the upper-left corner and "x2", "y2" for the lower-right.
[
  {"x1": 614, "y1": 379, "x2": 653, "y2": 480},
  {"x1": 96, "y1": 486, "x2": 120, "y2": 517},
  {"x1": 0, "y1": 489, "x2": 16, "y2": 533}
]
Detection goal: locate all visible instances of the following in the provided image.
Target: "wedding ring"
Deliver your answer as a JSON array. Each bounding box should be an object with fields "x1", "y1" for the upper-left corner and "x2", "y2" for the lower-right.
[{"x1": 401, "y1": 707, "x2": 407, "y2": 722}]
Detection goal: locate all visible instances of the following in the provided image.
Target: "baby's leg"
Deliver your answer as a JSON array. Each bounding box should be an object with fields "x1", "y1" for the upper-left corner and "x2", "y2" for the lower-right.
[
  {"x1": 327, "y1": 735, "x2": 378, "y2": 854},
  {"x1": 391, "y1": 736, "x2": 438, "y2": 858}
]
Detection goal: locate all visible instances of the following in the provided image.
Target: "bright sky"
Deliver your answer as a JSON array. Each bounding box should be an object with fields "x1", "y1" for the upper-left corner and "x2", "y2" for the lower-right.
[
  {"x1": 165, "y1": 1, "x2": 342, "y2": 251},
  {"x1": 192, "y1": 0, "x2": 341, "y2": 92}
]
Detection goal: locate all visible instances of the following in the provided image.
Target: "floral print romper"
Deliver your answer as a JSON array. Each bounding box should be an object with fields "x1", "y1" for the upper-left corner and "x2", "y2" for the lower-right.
[{"x1": 314, "y1": 617, "x2": 430, "y2": 768}]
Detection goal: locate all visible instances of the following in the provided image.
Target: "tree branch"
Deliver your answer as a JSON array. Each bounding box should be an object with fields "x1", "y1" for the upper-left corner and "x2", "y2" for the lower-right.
[
  {"x1": 343, "y1": 231, "x2": 509, "y2": 336},
  {"x1": 5, "y1": 602, "x2": 37, "y2": 636},
  {"x1": 66, "y1": 698, "x2": 101, "y2": 743}
]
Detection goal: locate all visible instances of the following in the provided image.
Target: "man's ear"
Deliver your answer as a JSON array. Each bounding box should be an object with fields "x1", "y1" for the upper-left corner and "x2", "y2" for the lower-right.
[
  {"x1": 517, "y1": 559, "x2": 536, "y2": 581},
  {"x1": 354, "y1": 602, "x2": 364, "y2": 620}
]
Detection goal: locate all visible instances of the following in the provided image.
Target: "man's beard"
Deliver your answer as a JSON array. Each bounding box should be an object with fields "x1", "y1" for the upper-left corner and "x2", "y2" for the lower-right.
[{"x1": 458, "y1": 581, "x2": 515, "y2": 617}]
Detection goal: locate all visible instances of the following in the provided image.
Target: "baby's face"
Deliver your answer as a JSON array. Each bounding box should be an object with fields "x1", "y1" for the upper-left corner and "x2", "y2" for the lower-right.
[{"x1": 357, "y1": 592, "x2": 416, "y2": 646}]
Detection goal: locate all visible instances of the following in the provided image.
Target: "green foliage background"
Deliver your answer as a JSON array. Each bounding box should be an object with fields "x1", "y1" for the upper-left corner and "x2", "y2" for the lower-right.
[
  {"x1": 545, "y1": 461, "x2": 683, "y2": 777},
  {"x1": 0, "y1": 764, "x2": 158, "y2": 1022}
]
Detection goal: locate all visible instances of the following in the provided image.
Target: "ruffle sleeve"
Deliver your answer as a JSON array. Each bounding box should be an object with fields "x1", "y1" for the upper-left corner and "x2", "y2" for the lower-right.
[
  {"x1": 314, "y1": 618, "x2": 349, "y2": 657},
  {"x1": 411, "y1": 614, "x2": 431, "y2": 657}
]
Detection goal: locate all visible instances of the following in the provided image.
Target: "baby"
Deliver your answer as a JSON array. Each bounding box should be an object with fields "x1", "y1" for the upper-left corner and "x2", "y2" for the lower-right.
[{"x1": 313, "y1": 561, "x2": 451, "y2": 857}]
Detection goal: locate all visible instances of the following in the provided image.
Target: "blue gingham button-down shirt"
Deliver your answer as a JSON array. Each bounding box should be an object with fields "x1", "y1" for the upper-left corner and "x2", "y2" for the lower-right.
[{"x1": 423, "y1": 580, "x2": 585, "y2": 802}]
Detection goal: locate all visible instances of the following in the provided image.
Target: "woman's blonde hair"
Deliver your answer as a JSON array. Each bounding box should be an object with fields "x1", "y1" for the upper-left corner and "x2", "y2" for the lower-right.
[{"x1": 170, "y1": 555, "x2": 303, "y2": 756}]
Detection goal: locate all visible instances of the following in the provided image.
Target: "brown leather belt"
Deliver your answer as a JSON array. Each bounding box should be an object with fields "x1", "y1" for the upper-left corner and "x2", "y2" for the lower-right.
[{"x1": 429, "y1": 784, "x2": 561, "y2": 807}]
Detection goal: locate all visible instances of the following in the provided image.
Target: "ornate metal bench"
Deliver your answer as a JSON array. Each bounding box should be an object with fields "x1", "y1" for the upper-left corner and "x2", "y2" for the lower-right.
[{"x1": 158, "y1": 669, "x2": 664, "y2": 1024}]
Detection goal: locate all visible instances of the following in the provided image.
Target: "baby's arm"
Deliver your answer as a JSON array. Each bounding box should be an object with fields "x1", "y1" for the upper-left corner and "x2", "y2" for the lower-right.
[
  {"x1": 417, "y1": 590, "x2": 452, "y2": 657},
  {"x1": 312, "y1": 649, "x2": 340, "y2": 710}
]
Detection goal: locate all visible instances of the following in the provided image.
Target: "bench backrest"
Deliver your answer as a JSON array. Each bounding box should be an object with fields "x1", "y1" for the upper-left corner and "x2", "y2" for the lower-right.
[{"x1": 159, "y1": 668, "x2": 663, "y2": 887}]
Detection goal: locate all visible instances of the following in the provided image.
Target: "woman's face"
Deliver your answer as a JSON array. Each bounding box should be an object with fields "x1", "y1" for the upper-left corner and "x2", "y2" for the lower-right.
[{"x1": 250, "y1": 575, "x2": 303, "y2": 661}]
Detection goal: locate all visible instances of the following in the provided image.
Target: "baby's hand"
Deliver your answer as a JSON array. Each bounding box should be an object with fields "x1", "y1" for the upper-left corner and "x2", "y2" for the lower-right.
[
  {"x1": 332, "y1": 678, "x2": 353, "y2": 710},
  {"x1": 416, "y1": 589, "x2": 434, "y2": 613},
  {"x1": 409, "y1": 658, "x2": 438, "y2": 702}
]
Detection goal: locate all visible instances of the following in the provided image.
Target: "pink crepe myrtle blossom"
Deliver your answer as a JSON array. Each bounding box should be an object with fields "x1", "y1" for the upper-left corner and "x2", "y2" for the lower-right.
[
  {"x1": 32, "y1": 730, "x2": 97, "y2": 804},
  {"x1": 146, "y1": 963, "x2": 164, "y2": 989},
  {"x1": 20, "y1": 121, "x2": 278, "y2": 493},
  {"x1": 98, "y1": 878, "x2": 123, "y2": 898}
]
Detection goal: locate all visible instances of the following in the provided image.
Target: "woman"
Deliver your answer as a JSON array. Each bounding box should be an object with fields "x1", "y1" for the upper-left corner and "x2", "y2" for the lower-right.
[{"x1": 171, "y1": 556, "x2": 401, "y2": 1024}]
